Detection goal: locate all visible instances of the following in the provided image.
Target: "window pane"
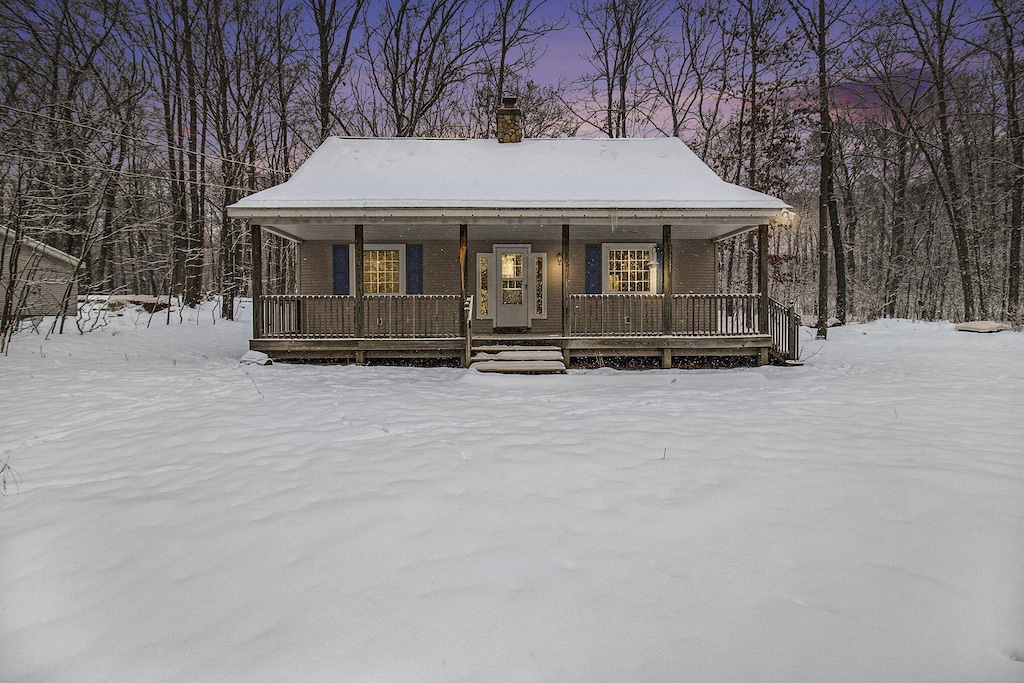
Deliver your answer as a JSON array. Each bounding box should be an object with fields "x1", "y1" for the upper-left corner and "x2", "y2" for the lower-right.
[
  {"x1": 502, "y1": 281, "x2": 523, "y2": 304},
  {"x1": 479, "y1": 256, "x2": 489, "y2": 315},
  {"x1": 364, "y1": 249, "x2": 400, "y2": 293},
  {"x1": 534, "y1": 255, "x2": 544, "y2": 316},
  {"x1": 607, "y1": 249, "x2": 651, "y2": 292},
  {"x1": 500, "y1": 253, "x2": 524, "y2": 304},
  {"x1": 501, "y1": 253, "x2": 523, "y2": 279}
]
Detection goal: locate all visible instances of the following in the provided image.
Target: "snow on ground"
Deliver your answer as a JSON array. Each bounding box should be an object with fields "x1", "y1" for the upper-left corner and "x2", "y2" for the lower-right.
[{"x1": 1, "y1": 304, "x2": 1023, "y2": 682}]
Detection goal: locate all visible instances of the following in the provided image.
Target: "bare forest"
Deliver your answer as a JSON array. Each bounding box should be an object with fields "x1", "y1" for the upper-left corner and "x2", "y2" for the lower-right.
[{"x1": 1, "y1": 0, "x2": 1021, "y2": 341}]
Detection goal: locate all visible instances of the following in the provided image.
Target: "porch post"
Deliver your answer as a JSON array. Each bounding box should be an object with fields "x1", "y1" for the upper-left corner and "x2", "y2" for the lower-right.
[
  {"x1": 354, "y1": 224, "x2": 364, "y2": 344},
  {"x1": 561, "y1": 224, "x2": 570, "y2": 338},
  {"x1": 758, "y1": 223, "x2": 770, "y2": 366},
  {"x1": 460, "y1": 224, "x2": 468, "y2": 339},
  {"x1": 662, "y1": 224, "x2": 673, "y2": 333},
  {"x1": 758, "y1": 223, "x2": 769, "y2": 334},
  {"x1": 250, "y1": 222, "x2": 263, "y2": 339}
]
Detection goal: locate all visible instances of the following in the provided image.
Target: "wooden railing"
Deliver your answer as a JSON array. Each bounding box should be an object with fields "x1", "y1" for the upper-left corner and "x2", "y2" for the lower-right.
[
  {"x1": 258, "y1": 292, "x2": 799, "y2": 361},
  {"x1": 568, "y1": 294, "x2": 664, "y2": 336},
  {"x1": 670, "y1": 293, "x2": 761, "y2": 336},
  {"x1": 259, "y1": 295, "x2": 356, "y2": 338},
  {"x1": 567, "y1": 293, "x2": 799, "y2": 361},
  {"x1": 767, "y1": 297, "x2": 800, "y2": 361},
  {"x1": 258, "y1": 294, "x2": 461, "y2": 339},
  {"x1": 362, "y1": 294, "x2": 462, "y2": 338}
]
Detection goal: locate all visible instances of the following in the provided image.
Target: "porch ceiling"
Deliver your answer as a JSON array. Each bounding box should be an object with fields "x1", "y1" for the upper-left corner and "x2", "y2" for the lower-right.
[{"x1": 251, "y1": 209, "x2": 780, "y2": 243}]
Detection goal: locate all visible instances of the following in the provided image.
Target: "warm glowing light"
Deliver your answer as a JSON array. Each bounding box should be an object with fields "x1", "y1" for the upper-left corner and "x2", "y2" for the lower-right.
[
  {"x1": 501, "y1": 253, "x2": 522, "y2": 279},
  {"x1": 776, "y1": 209, "x2": 797, "y2": 227}
]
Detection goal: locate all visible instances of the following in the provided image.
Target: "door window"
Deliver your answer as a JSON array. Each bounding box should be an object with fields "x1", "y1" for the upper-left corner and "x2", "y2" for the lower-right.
[{"x1": 501, "y1": 252, "x2": 524, "y2": 304}]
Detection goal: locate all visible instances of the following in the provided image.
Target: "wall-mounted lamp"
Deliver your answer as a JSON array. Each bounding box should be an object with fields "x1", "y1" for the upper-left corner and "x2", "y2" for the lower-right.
[{"x1": 774, "y1": 209, "x2": 797, "y2": 227}]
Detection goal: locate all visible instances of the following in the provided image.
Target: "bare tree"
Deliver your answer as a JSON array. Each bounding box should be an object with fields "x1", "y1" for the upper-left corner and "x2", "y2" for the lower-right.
[
  {"x1": 138, "y1": 0, "x2": 210, "y2": 307},
  {"x1": 977, "y1": 0, "x2": 1023, "y2": 321},
  {"x1": 308, "y1": 0, "x2": 367, "y2": 141},
  {"x1": 641, "y1": 0, "x2": 739, "y2": 144},
  {"x1": 894, "y1": 0, "x2": 978, "y2": 320},
  {"x1": 573, "y1": 0, "x2": 666, "y2": 137},
  {"x1": 711, "y1": 0, "x2": 804, "y2": 297},
  {"x1": 786, "y1": 0, "x2": 855, "y2": 334},
  {"x1": 355, "y1": 0, "x2": 496, "y2": 137},
  {"x1": 470, "y1": 0, "x2": 565, "y2": 136}
]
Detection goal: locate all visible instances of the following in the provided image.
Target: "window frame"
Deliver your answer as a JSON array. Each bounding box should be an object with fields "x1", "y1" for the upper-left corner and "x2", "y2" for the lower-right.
[
  {"x1": 532, "y1": 252, "x2": 547, "y2": 319},
  {"x1": 354, "y1": 243, "x2": 407, "y2": 295},
  {"x1": 601, "y1": 242, "x2": 659, "y2": 294},
  {"x1": 476, "y1": 252, "x2": 494, "y2": 319}
]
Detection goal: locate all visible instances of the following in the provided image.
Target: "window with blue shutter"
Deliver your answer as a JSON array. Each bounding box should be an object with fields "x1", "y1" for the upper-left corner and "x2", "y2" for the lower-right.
[
  {"x1": 332, "y1": 244, "x2": 350, "y2": 295},
  {"x1": 585, "y1": 244, "x2": 601, "y2": 294}
]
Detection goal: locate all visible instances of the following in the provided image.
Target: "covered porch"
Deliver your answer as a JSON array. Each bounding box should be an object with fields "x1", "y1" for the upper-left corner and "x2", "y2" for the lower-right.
[{"x1": 246, "y1": 218, "x2": 800, "y2": 367}]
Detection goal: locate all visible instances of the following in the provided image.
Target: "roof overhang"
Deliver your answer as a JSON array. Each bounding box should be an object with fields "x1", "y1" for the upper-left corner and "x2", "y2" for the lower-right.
[{"x1": 229, "y1": 206, "x2": 788, "y2": 243}]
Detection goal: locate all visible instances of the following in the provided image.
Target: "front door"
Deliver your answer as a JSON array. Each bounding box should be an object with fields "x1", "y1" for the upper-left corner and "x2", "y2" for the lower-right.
[{"x1": 493, "y1": 245, "x2": 530, "y2": 328}]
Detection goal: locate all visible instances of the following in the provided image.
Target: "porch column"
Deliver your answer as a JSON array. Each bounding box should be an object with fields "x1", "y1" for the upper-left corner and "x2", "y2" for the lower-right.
[
  {"x1": 662, "y1": 224, "x2": 673, "y2": 333},
  {"x1": 354, "y1": 224, "x2": 364, "y2": 342},
  {"x1": 460, "y1": 223, "x2": 468, "y2": 339},
  {"x1": 562, "y1": 224, "x2": 570, "y2": 338},
  {"x1": 758, "y1": 223, "x2": 769, "y2": 335},
  {"x1": 758, "y1": 223, "x2": 770, "y2": 366},
  {"x1": 250, "y1": 222, "x2": 263, "y2": 339},
  {"x1": 459, "y1": 224, "x2": 468, "y2": 299}
]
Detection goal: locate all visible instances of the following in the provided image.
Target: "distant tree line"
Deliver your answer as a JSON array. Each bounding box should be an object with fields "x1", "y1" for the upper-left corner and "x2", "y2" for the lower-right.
[{"x1": 0, "y1": 0, "x2": 1021, "y2": 329}]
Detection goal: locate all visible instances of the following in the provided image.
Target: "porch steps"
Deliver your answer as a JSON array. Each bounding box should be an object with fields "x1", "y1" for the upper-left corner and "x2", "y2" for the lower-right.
[{"x1": 470, "y1": 345, "x2": 567, "y2": 374}]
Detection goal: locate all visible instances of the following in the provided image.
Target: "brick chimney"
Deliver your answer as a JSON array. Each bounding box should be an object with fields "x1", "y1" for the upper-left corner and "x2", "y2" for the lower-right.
[{"x1": 496, "y1": 96, "x2": 522, "y2": 143}]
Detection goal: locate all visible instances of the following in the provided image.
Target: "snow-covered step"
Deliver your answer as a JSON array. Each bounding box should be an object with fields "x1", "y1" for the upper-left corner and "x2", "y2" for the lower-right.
[
  {"x1": 469, "y1": 344, "x2": 567, "y2": 373},
  {"x1": 471, "y1": 350, "x2": 565, "y2": 362},
  {"x1": 471, "y1": 360, "x2": 567, "y2": 374},
  {"x1": 471, "y1": 344, "x2": 562, "y2": 352}
]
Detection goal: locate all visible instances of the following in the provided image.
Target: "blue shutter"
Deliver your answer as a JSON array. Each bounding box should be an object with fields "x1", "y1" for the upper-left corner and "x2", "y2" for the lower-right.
[
  {"x1": 406, "y1": 244, "x2": 423, "y2": 294},
  {"x1": 332, "y1": 244, "x2": 350, "y2": 295},
  {"x1": 585, "y1": 244, "x2": 601, "y2": 294}
]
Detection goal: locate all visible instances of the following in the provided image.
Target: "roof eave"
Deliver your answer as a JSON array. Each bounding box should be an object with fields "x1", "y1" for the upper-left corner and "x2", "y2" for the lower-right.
[
  {"x1": 227, "y1": 205, "x2": 788, "y2": 222},
  {"x1": 0, "y1": 226, "x2": 81, "y2": 267}
]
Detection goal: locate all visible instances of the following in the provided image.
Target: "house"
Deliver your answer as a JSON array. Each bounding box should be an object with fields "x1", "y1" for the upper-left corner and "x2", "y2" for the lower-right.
[
  {"x1": 227, "y1": 101, "x2": 799, "y2": 371},
  {"x1": 1, "y1": 226, "x2": 79, "y2": 322}
]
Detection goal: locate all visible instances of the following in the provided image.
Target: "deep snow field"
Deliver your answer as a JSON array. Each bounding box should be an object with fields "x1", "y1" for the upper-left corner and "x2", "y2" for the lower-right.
[{"x1": 1, "y1": 303, "x2": 1022, "y2": 682}]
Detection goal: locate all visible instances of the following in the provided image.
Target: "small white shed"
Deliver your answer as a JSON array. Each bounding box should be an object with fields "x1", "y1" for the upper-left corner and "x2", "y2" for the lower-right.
[{"x1": 1, "y1": 226, "x2": 80, "y2": 319}]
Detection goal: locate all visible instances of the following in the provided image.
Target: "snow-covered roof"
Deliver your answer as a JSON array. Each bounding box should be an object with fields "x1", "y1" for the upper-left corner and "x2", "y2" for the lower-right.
[
  {"x1": 227, "y1": 137, "x2": 790, "y2": 242},
  {"x1": 230, "y1": 137, "x2": 786, "y2": 214},
  {"x1": 1, "y1": 225, "x2": 80, "y2": 268}
]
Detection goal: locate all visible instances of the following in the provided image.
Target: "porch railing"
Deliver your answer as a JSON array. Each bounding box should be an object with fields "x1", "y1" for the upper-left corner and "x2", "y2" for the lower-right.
[
  {"x1": 260, "y1": 294, "x2": 355, "y2": 337},
  {"x1": 568, "y1": 293, "x2": 664, "y2": 336},
  {"x1": 566, "y1": 293, "x2": 765, "y2": 337},
  {"x1": 671, "y1": 293, "x2": 761, "y2": 336},
  {"x1": 766, "y1": 297, "x2": 800, "y2": 361},
  {"x1": 258, "y1": 292, "x2": 799, "y2": 361},
  {"x1": 259, "y1": 294, "x2": 461, "y2": 338},
  {"x1": 568, "y1": 293, "x2": 799, "y2": 360},
  {"x1": 362, "y1": 294, "x2": 462, "y2": 338}
]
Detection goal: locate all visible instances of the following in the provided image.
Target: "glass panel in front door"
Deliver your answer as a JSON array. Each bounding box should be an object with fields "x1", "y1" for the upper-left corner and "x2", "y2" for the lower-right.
[{"x1": 501, "y1": 253, "x2": 524, "y2": 304}]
